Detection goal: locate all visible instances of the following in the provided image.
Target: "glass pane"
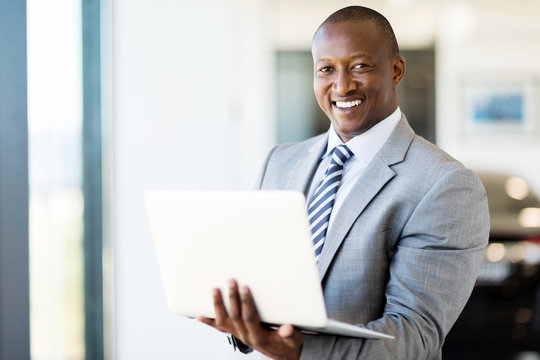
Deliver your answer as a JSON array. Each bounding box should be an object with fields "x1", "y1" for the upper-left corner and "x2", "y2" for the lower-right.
[{"x1": 27, "y1": 0, "x2": 85, "y2": 359}]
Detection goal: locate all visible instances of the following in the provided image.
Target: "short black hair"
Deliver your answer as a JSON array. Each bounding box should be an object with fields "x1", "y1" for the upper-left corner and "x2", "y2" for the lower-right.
[{"x1": 314, "y1": 6, "x2": 400, "y2": 58}]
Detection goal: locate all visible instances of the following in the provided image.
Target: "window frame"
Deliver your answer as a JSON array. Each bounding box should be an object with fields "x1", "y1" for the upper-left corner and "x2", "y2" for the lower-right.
[
  {"x1": 82, "y1": 0, "x2": 104, "y2": 359},
  {"x1": 0, "y1": 0, "x2": 30, "y2": 358}
]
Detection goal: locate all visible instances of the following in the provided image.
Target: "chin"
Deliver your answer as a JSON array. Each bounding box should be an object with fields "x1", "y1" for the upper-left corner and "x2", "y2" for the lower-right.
[{"x1": 334, "y1": 122, "x2": 366, "y2": 137}]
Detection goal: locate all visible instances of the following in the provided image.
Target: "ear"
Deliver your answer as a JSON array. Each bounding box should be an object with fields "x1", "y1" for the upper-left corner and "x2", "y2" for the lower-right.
[{"x1": 393, "y1": 55, "x2": 406, "y2": 86}]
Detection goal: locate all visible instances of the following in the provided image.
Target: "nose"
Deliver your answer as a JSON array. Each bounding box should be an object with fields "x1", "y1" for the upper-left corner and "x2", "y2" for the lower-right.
[{"x1": 334, "y1": 70, "x2": 357, "y2": 95}]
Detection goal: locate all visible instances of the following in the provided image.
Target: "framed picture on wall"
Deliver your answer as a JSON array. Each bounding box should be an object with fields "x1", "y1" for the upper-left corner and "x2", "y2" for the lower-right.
[{"x1": 461, "y1": 74, "x2": 538, "y2": 138}]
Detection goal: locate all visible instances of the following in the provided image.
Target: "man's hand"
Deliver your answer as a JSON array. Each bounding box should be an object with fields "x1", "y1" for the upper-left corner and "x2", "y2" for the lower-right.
[{"x1": 197, "y1": 279, "x2": 304, "y2": 360}]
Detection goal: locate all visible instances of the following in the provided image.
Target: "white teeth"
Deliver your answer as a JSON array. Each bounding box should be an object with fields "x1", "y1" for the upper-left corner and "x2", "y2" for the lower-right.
[{"x1": 335, "y1": 99, "x2": 363, "y2": 108}]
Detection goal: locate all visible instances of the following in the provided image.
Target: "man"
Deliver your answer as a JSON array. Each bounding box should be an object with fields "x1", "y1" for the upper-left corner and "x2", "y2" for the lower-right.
[{"x1": 199, "y1": 6, "x2": 489, "y2": 359}]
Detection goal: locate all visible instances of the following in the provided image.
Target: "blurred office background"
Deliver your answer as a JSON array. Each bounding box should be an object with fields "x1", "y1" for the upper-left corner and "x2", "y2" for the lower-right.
[{"x1": 1, "y1": 0, "x2": 540, "y2": 359}]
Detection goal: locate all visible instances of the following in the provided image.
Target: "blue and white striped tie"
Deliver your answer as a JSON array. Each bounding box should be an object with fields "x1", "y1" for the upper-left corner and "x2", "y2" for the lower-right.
[{"x1": 307, "y1": 144, "x2": 354, "y2": 262}]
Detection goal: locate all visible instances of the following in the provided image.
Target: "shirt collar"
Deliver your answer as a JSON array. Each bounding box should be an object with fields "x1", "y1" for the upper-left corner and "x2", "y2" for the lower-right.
[{"x1": 323, "y1": 107, "x2": 402, "y2": 165}]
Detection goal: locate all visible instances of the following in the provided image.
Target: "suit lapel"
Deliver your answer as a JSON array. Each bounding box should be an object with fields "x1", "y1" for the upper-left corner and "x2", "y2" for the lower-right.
[
  {"x1": 316, "y1": 115, "x2": 416, "y2": 280},
  {"x1": 286, "y1": 134, "x2": 327, "y2": 194}
]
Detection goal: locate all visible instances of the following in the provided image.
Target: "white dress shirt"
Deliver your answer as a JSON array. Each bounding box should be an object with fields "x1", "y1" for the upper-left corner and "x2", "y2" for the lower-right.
[{"x1": 306, "y1": 107, "x2": 402, "y2": 233}]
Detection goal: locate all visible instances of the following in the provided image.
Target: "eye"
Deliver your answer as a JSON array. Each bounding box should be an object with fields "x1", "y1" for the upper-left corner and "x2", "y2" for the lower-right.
[
  {"x1": 318, "y1": 66, "x2": 333, "y2": 73},
  {"x1": 353, "y1": 63, "x2": 367, "y2": 70}
]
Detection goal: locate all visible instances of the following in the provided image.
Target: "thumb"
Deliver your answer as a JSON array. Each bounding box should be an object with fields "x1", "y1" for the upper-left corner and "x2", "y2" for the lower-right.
[
  {"x1": 277, "y1": 324, "x2": 303, "y2": 349},
  {"x1": 277, "y1": 324, "x2": 295, "y2": 338}
]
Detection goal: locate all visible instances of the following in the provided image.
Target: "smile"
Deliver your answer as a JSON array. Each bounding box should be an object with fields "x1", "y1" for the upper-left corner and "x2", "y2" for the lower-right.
[{"x1": 334, "y1": 99, "x2": 363, "y2": 108}]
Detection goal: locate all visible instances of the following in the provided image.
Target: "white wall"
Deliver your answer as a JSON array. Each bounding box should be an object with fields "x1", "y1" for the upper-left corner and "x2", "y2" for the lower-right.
[
  {"x1": 435, "y1": 0, "x2": 540, "y2": 195},
  {"x1": 273, "y1": 0, "x2": 437, "y2": 50},
  {"x1": 110, "y1": 0, "x2": 274, "y2": 358}
]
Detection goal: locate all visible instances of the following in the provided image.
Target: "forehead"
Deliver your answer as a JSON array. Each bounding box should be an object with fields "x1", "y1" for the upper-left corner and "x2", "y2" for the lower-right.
[{"x1": 312, "y1": 20, "x2": 385, "y2": 60}]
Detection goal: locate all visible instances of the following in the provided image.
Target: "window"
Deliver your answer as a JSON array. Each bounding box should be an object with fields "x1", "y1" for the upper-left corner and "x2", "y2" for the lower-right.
[{"x1": 27, "y1": 0, "x2": 103, "y2": 358}]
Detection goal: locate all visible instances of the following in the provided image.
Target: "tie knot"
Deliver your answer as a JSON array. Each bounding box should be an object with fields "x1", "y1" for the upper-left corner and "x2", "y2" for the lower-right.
[{"x1": 330, "y1": 144, "x2": 353, "y2": 166}]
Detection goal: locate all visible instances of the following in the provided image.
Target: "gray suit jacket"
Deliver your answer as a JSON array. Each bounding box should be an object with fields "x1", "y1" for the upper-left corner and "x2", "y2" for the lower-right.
[{"x1": 256, "y1": 115, "x2": 490, "y2": 359}]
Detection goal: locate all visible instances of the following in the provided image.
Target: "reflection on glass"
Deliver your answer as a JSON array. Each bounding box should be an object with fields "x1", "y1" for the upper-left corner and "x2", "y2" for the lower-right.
[
  {"x1": 505, "y1": 176, "x2": 530, "y2": 201},
  {"x1": 519, "y1": 208, "x2": 540, "y2": 228},
  {"x1": 27, "y1": 0, "x2": 85, "y2": 359},
  {"x1": 486, "y1": 243, "x2": 506, "y2": 262}
]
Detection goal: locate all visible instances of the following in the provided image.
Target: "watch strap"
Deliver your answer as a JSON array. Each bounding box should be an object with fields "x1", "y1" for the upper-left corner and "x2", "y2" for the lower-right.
[{"x1": 228, "y1": 335, "x2": 253, "y2": 354}]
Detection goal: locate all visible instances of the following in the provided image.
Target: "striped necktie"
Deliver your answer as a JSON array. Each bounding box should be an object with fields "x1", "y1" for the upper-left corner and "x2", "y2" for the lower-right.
[{"x1": 307, "y1": 144, "x2": 354, "y2": 262}]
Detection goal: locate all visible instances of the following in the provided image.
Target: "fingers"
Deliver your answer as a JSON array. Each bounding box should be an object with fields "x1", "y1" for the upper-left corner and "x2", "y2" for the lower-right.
[
  {"x1": 240, "y1": 286, "x2": 262, "y2": 324},
  {"x1": 228, "y1": 280, "x2": 248, "y2": 337},
  {"x1": 201, "y1": 282, "x2": 304, "y2": 358},
  {"x1": 239, "y1": 286, "x2": 268, "y2": 347},
  {"x1": 213, "y1": 288, "x2": 228, "y2": 323},
  {"x1": 227, "y1": 280, "x2": 241, "y2": 320},
  {"x1": 196, "y1": 316, "x2": 213, "y2": 325}
]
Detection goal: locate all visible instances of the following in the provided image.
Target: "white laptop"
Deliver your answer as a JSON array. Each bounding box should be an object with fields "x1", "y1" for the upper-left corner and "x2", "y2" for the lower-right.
[{"x1": 145, "y1": 190, "x2": 393, "y2": 340}]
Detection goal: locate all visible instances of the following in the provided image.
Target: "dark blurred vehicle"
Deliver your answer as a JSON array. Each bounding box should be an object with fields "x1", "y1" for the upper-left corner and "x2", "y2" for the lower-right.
[{"x1": 443, "y1": 172, "x2": 540, "y2": 360}]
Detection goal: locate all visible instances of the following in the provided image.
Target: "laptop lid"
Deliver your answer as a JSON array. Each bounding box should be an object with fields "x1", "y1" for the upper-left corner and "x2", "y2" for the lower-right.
[{"x1": 145, "y1": 190, "x2": 329, "y2": 327}]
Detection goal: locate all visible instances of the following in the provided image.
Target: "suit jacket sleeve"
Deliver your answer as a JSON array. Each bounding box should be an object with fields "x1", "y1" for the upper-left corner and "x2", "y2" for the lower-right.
[{"x1": 299, "y1": 167, "x2": 489, "y2": 360}]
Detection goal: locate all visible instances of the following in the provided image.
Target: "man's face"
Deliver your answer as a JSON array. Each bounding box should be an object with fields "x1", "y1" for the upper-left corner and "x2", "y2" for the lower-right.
[{"x1": 312, "y1": 20, "x2": 405, "y2": 142}]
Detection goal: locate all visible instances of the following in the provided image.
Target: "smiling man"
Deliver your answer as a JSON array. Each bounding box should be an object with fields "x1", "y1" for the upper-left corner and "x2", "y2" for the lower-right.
[
  {"x1": 312, "y1": 12, "x2": 404, "y2": 141},
  {"x1": 199, "y1": 6, "x2": 489, "y2": 359}
]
